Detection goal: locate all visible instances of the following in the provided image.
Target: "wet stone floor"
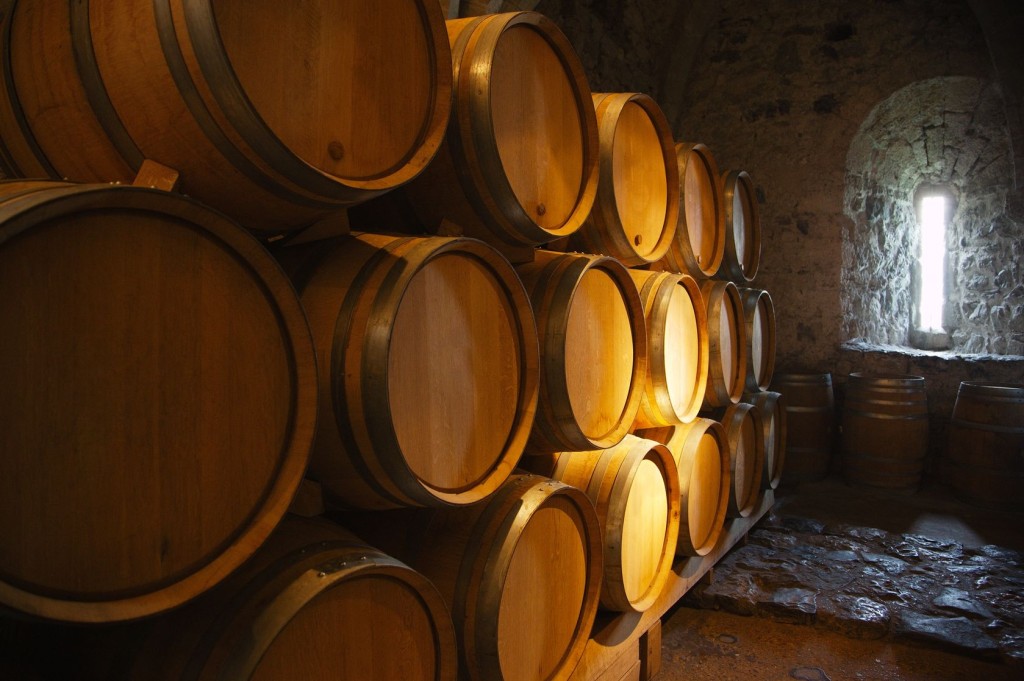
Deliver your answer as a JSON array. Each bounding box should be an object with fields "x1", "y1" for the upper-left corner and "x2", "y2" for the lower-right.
[{"x1": 680, "y1": 512, "x2": 1024, "y2": 664}]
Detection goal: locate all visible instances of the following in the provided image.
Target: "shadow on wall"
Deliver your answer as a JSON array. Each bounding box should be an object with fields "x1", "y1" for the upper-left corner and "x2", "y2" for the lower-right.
[{"x1": 842, "y1": 76, "x2": 1024, "y2": 356}]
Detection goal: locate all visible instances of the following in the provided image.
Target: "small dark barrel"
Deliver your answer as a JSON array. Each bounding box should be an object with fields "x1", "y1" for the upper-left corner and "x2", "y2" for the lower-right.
[
  {"x1": 770, "y1": 373, "x2": 835, "y2": 484},
  {"x1": 946, "y1": 382, "x2": 1024, "y2": 511},
  {"x1": 841, "y1": 373, "x2": 929, "y2": 492}
]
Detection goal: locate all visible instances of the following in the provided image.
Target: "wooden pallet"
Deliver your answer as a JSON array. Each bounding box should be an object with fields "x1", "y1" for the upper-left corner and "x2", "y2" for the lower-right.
[{"x1": 569, "y1": 489, "x2": 776, "y2": 681}]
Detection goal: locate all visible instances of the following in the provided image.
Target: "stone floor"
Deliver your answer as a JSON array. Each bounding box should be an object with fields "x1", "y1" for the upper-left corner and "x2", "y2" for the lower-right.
[{"x1": 657, "y1": 474, "x2": 1024, "y2": 680}]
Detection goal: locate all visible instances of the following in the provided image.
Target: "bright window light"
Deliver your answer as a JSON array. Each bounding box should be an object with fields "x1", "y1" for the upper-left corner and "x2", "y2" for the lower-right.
[{"x1": 918, "y1": 194, "x2": 947, "y2": 332}]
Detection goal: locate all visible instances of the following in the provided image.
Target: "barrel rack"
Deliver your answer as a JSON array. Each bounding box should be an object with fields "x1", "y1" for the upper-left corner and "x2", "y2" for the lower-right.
[{"x1": 570, "y1": 490, "x2": 776, "y2": 681}]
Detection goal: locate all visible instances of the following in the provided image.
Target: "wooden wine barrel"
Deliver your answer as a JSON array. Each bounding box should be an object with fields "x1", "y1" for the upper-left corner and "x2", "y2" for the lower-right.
[
  {"x1": 129, "y1": 516, "x2": 457, "y2": 680},
  {"x1": 569, "y1": 93, "x2": 679, "y2": 266},
  {"x1": 0, "y1": 181, "x2": 317, "y2": 623},
  {"x1": 717, "y1": 170, "x2": 761, "y2": 283},
  {"x1": 281, "y1": 233, "x2": 539, "y2": 509},
  {"x1": 771, "y1": 373, "x2": 835, "y2": 484},
  {"x1": 517, "y1": 250, "x2": 647, "y2": 452},
  {"x1": 700, "y1": 280, "x2": 747, "y2": 409},
  {"x1": 709, "y1": 403, "x2": 765, "y2": 518},
  {"x1": 637, "y1": 419, "x2": 730, "y2": 557},
  {"x1": 629, "y1": 269, "x2": 709, "y2": 428},
  {"x1": 841, "y1": 373, "x2": 929, "y2": 492},
  {"x1": 946, "y1": 382, "x2": 1024, "y2": 511},
  {"x1": 661, "y1": 142, "x2": 725, "y2": 278},
  {"x1": 739, "y1": 287, "x2": 776, "y2": 392},
  {"x1": 744, "y1": 391, "x2": 787, "y2": 490},
  {"x1": 547, "y1": 435, "x2": 680, "y2": 612},
  {"x1": 378, "y1": 474, "x2": 604, "y2": 681},
  {"x1": 403, "y1": 11, "x2": 598, "y2": 253},
  {"x1": 0, "y1": 0, "x2": 452, "y2": 234}
]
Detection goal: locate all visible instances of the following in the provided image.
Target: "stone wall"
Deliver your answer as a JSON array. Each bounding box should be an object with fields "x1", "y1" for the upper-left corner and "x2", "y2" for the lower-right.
[{"x1": 535, "y1": 0, "x2": 701, "y2": 96}]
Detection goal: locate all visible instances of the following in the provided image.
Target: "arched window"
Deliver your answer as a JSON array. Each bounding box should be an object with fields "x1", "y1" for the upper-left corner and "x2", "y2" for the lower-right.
[
  {"x1": 910, "y1": 185, "x2": 956, "y2": 350},
  {"x1": 843, "y1": 76, "x2": 1022, "y2": 355}
]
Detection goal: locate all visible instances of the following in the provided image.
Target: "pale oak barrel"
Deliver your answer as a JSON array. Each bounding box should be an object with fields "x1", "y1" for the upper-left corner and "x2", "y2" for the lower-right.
[
  {"x1": 516, "y1": 250, "x2": 647, "y2": 452},
  {"x1": 569, "y1": 93, "x2": 679, "y2": 266},
  {"x1": 744, "y1": 390, "x2": 787, "y2": 490},
  {"x1": 404, "y1": 11, "x2": 599, "y2": 250},
  {"x1": 699, "y1": 279, "x2": 747, "y2": 408},
  {"x1": 0, "y1": 181, "x2": 316, "y2": 623},
  {"x1": 709, "y1": 402, "x2": 765, "y2": 518},
  {"x1": 281, "y1": 233, "x2": 538, "y2": 509},
  {"x1": 770, "y1": 372, "x2": 835, "y2": 484},
  {"x1": 946, "y1": 382, "x2": 1024, "y2": 511},
  {"x1": 0, "y1": 0, "x2": 452, "y2": 233},
  {"x1": 545, "y1": 435, "x2": 681, "y2": 612},
  {"x1": 841, "y1": 373, "x2": 929, "y2": 492},
  {"x1": 661, "y1": 142, "x2": 725, "y2": 278},
  {"x1": 629, "y1": 269, "x2": 709, "y2": 428},
  {"x1": 717, "y1": 170, "x2": 761, "y2": 283},
  {"x1": 739, "y1": 287, "x2": 776, "y2": 392},
  {"x1": 381, "y1": 474, "x2": 604, "y2": 681},
  {"x1": 637, "y1": 419, "x2": 730, "y2": 557}
]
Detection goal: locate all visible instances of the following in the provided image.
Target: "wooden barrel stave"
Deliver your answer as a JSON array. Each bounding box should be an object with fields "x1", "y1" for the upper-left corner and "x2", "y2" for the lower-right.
[
  {"x1": 517, "y1": 250, "x2": 647, "y2": 452},
  {"x1": 709, "y1": 402, "x2": 764, "y2": 518},
  {"x1": 569, "y1": 92, "x2": 679, "y2": 266},
  {"x1": 547, "y1": 435, "x2": 680, "y2": 612},
  {"x1": 771, "y1": 373, "x2": 835, "y2": 484},
  {"x1": 0, "y1": 0, "x2": 453, "y2": 233},
  {"x1": 354, "y1": 473, "x2": 604, "y2": 681},
  {"x1": 841, "y1": 373, "x2": 929, "y2": 492},
  {"x1": 699, "y1": 279, "x2": 746, "y2": 409},
  {"x1": 637, "y1": 419, "x2": 730, "y2": 557},
  {"x1": 630, "y1": 269, "x2": 709, "y2": 428},
  {"x1": 281, "y1": 232, "x2": 539, "y2": 509},
  {"x1": 744, "y1": 390, "x2": 787, "y2": 490},
  {"x1": 946, "y1": 382, "x2": 1024, "y2": 510},
  {"x1": 404, "y1": 11, "x2": 599, "y2": 253},
  {"x1": 717, "y1": 170, "x2": 761, "y2": 283},
  {"x1": 738, "y1": 287, "x2": 776, "y2": 393},
  {"x1": 0, "y1": 180, "x2": 317, "y2": 623},
  {"x1": 661, "y1": 142, "x2": 725, "y2": 278}
]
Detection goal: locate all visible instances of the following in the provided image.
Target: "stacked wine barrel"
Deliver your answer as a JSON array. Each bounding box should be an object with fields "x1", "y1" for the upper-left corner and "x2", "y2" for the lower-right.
[{"x1": 0, "y1": 3, "x2": 780, "y2": 680}]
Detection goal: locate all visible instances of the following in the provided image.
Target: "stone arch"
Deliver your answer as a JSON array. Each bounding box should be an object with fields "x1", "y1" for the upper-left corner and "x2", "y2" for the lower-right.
[{"x1": 842, "y1": 76, "x2": 1023, "y2": 354}]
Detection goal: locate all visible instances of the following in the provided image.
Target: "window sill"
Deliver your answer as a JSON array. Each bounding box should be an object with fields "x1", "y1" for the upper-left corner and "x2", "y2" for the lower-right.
[{"x1": 840, "y1": 338, "x2": 1024, "y2": 362}]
